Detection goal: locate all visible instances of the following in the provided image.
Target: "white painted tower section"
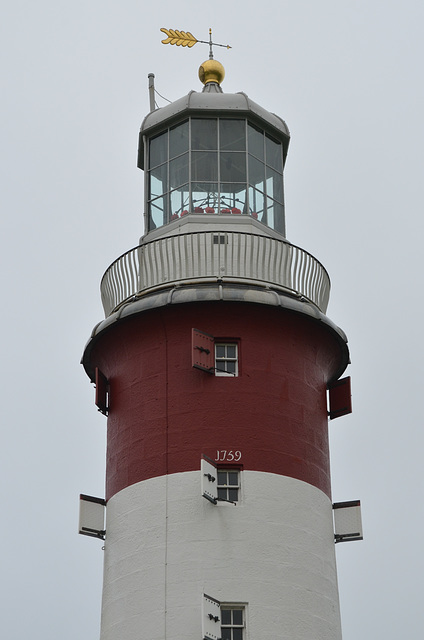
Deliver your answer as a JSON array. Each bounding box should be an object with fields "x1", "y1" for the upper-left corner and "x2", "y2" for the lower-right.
[{"x1": 100, "y1": 472, "x2": 342, "y2": 640}]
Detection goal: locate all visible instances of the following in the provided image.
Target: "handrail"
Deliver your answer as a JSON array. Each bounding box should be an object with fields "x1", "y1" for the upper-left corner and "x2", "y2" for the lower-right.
[{"x1": 100, "y1": 231, "x2": 330, "y2": 317}]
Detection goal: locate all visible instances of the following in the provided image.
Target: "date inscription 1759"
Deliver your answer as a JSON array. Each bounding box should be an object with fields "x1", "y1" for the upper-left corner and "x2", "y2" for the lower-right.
[{"x1": 215, "y1": 450, "x2": 241, "y2": 462}]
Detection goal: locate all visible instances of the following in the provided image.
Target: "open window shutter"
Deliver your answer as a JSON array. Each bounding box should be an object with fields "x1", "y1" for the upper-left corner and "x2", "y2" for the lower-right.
[
  {"x1": 192, "y1": 329, "x2": 214, "y2": 373},
  {"x1": 95, "y1": 367, "x2": 109, "y2": 415},
  {"x1": 328, "y1": 376, "x2": 352, "y2": 419},
  {"x1": 79, "y1": 494, "x2": 106, "y2": 539},
  {"x1": 201, "y1": 457, "x2": 218, "y2": 504},
  {"x1": 333, "y1": 500, "x2": 363, "y2": 543},
  {"x1": 202, "y1": 594, "x2": 221, "y2": 640}
]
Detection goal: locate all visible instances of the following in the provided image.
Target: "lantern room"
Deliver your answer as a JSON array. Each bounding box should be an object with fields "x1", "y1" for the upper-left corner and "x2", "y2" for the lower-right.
[{"x1": 137, "y1": 62, "x2": 290, "y2": 237}]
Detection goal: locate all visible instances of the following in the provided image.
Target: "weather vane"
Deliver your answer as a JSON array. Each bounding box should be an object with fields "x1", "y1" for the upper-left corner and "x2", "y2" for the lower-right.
[{"x1": 160, "y1": 28, "x2": 231, "y2": 60}]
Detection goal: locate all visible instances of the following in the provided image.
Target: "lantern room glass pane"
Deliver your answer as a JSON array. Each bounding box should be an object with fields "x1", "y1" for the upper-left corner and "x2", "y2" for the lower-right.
[
  {"x1": 149, "y1": 164, "x2": 167, "y2": 199},
  {"x1": 220, "y1": 183, "x2": 246, "y2": 213},
  {"x1": 191, "y1": 119, "x2": 218, "y2": 150},
  {"x1": 265, "y1": 134, "x2": 283, "y2": 172},
  {"x1": 267, "y1": 198, "x2": 285, "y2": 233},
  {"x1": 266, "y1": 167, "x2": 284, "y2": 204},
  {"x1": 248, "y1": 123, "x2": 264, "y2": 161},
  {"x1": 192, "y1": 182, "x2": 219, "y2": 212},
  {"x1": 149, "y1": 132, "x2": 167, "y2": 169},
  {"x1": 149, "y1": 195, "x2": 167, "y2": 230},
  {"x1": 170, "y1": 185, "x2": 189, "y2": 218},
  {"x1": 248, "y1": 155, "x2": 265, "y2": 192},
  {"x1": 220, "y1": 152, "x2": 246, "y2": 183},
  {"x1": 248, "y1": 187, "x2": 265, "y2": 221},
  {"x1": 191, "y1": 151, "x2": 218, "y2": 182},
  {"x1": 220, "y1": 119, "x2": 246, "y2": 151},
  {"x1": 169, "y1": 152, "x2": 189, "y2": 189},
  {"x1": 169, "y1": 120, "x2": 189, "y2": 159}
]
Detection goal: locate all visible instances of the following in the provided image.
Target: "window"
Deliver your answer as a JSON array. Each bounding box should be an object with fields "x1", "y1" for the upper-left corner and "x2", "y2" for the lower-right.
[
  {"x1": 201, "y1": 458, "x2": 241, "y2": 505},
  {"x1": 215, "y1": 343, "x2": 238, "y2": 377},
  {"x1": 217, "y1": 470, "x2": 240, "y2": 502},
  {"x1": 192, "y1": 330, "x2": 239, "y2": 377},
  {"x1": 221, "y1": 607, "x2": 245, "y2": 640},
  {"x1": 202, "y1": 595, "x2": 246, "y2": 640}
]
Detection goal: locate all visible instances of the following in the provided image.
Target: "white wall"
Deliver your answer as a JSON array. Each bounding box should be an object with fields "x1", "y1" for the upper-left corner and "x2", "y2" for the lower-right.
[{"x1": 100, "y1": 470, "x2": 342, "y2": 640}]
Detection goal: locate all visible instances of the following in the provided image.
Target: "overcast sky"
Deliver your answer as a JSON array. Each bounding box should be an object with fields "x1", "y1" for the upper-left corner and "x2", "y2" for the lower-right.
[{"x1": 1, "y1": 1, "x2": 423, "y2": 638}]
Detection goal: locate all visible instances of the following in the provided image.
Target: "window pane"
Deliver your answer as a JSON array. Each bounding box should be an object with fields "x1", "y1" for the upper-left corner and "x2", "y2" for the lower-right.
[
  {"x1": 169, "y1": 153, "x2": 189, "y2": 189},
  {"x1": 266, "y1": 168, "x2": 284, "y2": 204},
  {"x1": 220, "y1": 152, "x2": 246, "y2": 183},
  {"x1": 248, "y1": 155, "x2": 265, "y2": 191},
  {"x1": 192, "y1": 151, "x2": 218, "y2": 182},
  {"x1": 221, "y1": 610, "x2": 231, "y2": 625},
  {"x1": 228, "y1": 472, "x2": 238, "y2": 485},
  {"x1": 265, "y1": 134, "x2": 282, "y2": 172},
  {"x1": 274, "y1": 201, "x2": 285, "y2": 234},
  {"x1": 217, "y1": 471, "x2": 227, "y2": 484},
  {"x1": 232, "y1": 610, "x2": 243, "y2": 625},
  {"x1": 248, "y1": 123, "x2": 264, "y2": 160},
  {"x1": 215, "y1": 345, "x2": 225, "y2": 359},
  {"x1": 192, "y1": 182, "x2": 219, "y2": 212},
  {"x1": 149, "y1": 164, "x2": 167, "y2": 199},
  {"x1": 266, "y1": 196, "x2": 275, "y2": 229},
  {"x1": 149, "y1": 132, "x2": 167, "y2": 168},
  {"x1": 248, "y1": 187, "x2": 265, "y2": 221},
  {"x1": 148, "y1": 196, "x2": 167, "y2": 230},
  {"x1": 226, "y1": 361, "x2": 236, "y2": 375},
  {"x1": 220, "y1": 119, "x2": 246, "y2": 151},
  {"x1": 221, "y1": 630, "x2": 231, "y2": 640},
  {"x1": 218, "y1": 488, "x2": 227, "y2": 501},
  {"x1": 267, "y1": 198, "x2": 285, "y2": 233},
  {"x1": 169, "y1": 121, "x2": 189, "y2": 158},
  {"x1": 170, "y1": 186, "x2": 189, "y2": 217},
  {"x1": 233, "y1": 629, "x2": 243, "y2": 640},
  {"x1": 191, "y1": 119, "x2": 218, "y2": 150},
  {"x1": 226, "y1": 345, "x2": 236, "y2": 358},
  {"x1": 220, "y1": 184, "x2": 246, "y2": 213}
]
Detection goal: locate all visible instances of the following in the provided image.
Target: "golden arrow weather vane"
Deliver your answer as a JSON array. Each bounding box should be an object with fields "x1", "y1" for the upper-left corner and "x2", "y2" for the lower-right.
[{"x1": 160, "y1": 28, "x2": 231, "y2": 59}]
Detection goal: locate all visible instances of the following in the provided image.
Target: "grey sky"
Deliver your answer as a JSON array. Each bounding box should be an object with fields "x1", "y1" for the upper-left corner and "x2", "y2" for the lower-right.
[{"x1": 1, "y1": 1, "x2": 423, "y2": 638}]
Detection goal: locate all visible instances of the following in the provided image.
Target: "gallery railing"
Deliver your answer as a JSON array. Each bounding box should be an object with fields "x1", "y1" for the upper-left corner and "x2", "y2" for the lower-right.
[{"x1": 100, "y1": 231, "x2": 330, "y2": 317}]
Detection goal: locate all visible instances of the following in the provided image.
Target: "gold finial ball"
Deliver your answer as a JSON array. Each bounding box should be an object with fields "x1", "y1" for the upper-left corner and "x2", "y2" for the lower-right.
[{"x1": 198, "y1": 59, "x2": 225, "y2": 85}]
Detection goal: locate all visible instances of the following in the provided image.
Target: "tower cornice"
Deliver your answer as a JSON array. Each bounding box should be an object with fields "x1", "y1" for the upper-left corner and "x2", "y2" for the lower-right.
[{"x1": 82, "y1": 282, "x2": 349, "y2": 385}]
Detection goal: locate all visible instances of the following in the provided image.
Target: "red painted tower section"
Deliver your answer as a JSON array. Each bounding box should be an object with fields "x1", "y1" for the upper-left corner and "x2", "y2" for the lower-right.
[
  {"x1": 81, "y1": 60, "x2": 359, "y2": 640},
  {"x1": 85, "y1": 302, "x2": 347, "y2": 501}
]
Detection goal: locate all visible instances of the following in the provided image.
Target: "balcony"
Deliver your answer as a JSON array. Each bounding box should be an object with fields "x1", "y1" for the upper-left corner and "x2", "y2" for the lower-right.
[{"x1": 100, "y1": 231, "x2": 330, "y2": 317}]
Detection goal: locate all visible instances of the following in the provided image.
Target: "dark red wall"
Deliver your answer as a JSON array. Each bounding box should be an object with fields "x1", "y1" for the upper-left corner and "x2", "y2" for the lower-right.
[{"x1": 88, "y1": 302, "x2": 345, "y2": 500}]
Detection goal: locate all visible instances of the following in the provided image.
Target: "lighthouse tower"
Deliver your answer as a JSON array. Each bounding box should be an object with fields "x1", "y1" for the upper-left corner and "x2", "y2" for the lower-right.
[{"x1": 80, "y1": 55, "x2": 361, "y2": 640}]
